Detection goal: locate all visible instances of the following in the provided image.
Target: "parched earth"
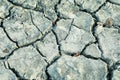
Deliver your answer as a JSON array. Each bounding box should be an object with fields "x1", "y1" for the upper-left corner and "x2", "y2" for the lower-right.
[{"x1": 0, "y1": 0, "x2": 120, "y2": 80}]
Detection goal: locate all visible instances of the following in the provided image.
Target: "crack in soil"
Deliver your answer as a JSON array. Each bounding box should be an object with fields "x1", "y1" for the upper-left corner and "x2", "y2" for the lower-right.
[
  {"x1": 106, "y1": 61, "x2": 120, "y2": 80},
  {"x1": 1, "y1": 21, "x2": 19, "y2": 48},
  {"x1": 29, "y1": 11, "x2": 43, "y2": 35},
  {"x1": 1, "y1": 31, "x2": 51, "y2": 60},
  {"x1": 74, "y1": 1, "x2": 117, "y2": 80},
  {"x1": 32, "y1": 44, "x2": 46, "y2": 58},
  {"x1": 93, "y1": 0, "x2": 107, "y2": 14},
  {"x1": 64, "y1": 19, "x2": 74, "y2": 40},
  {"x1": 7, "y1": 62, "x2": 28, "y2": 80},
  {"x1": 7, "y1": 0, "x2": 41, "y2": 12},
  {"x1": 51, "y1": 30, "x2": 61, "y2": 56},
  {"x1": 52, "y1": 0, "x2": 62, "y2": 28},
  {"x1": 0, "y1": 6, "x2": 19, "y2": 48},
  {"x1": 45, "y1": 56, "x2": 61, "y2": 80},
  {"x1": 107, "y1": 0, "x2": 120, "y2": 6},
  {"x1": 44, "y1": 1, "x2": 64, "y2": 78},
  {"x1": 79, "y1": 42, "x2": 99, "y2": 60},
  {"x1": 0, "y1": 0, "x2": 119, "y2": 80}
]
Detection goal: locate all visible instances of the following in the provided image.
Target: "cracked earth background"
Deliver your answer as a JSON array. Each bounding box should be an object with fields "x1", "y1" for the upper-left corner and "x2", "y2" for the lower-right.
[{"x1": 0, "y1": 0, "x2": 120, "y2": 80}]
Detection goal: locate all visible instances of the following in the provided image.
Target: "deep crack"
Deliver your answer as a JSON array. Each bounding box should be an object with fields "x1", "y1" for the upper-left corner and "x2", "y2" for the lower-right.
[
  {"x1": 51, "y1": 30, "x2": 61, "y2": 56},
  {"x1": 79, "y1": 42, "x2": 99, "y2": 60},
  {"x1": 7, "y1": 62, "x2": 27, "y2": 80},
  {"x1": 32, "y1": 44, "x2": 46, "y2": 58},
  {"x1": 107, "y1": 0, "x2": 120, "y2": 6},
  {"x1": 45, "y1": 56, "x2": 61, "y2": 80},
  {"x1": 4, "y1": 31, "x2": 51, "y2": 60},
  {"x1": 106, "y1": 61, "x2": 120, "y2": 80},
  {"x1": 93, "y1": 0, "x2": 107, "y2": 13},
  {"x1": 0, "y1": 6, "x2": 19, "y2": 48},
  {"x1": 1, "y1": 21, "x2": 19, "y2": 48},
  {"x1": 54, "y1": 0, "x2": 61, "y2": 18},
  {"x1": 0, "y1": 0, "x2": 119, "y2": 80}
]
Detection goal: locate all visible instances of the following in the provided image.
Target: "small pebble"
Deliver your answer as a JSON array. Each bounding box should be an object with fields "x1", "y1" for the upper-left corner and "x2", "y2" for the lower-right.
[{"x1": 2, "y1": 48, "x2": 9, "y2": 53}]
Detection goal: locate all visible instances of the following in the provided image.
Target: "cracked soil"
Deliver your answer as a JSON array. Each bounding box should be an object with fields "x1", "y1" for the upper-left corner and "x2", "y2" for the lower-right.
[{"x1": 0, "y1": 0, "x2": 120, "y2": 80}]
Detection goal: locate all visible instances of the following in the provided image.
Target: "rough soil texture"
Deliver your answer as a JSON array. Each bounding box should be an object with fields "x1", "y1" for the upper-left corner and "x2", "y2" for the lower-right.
[{"x1": 0, "y1": 0, "x2": 120, "y2": 80}]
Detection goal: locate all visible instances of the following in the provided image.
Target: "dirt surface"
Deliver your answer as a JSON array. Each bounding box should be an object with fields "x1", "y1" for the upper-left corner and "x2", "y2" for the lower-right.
[{"x1": 0, "y1": 0, "x2": 120, "y2": 80}]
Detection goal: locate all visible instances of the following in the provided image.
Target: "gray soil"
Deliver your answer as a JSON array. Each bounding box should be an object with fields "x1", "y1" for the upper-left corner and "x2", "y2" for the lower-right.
[{"x1": 0, "y1": 0, "x2": 120, "y2": 80}]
